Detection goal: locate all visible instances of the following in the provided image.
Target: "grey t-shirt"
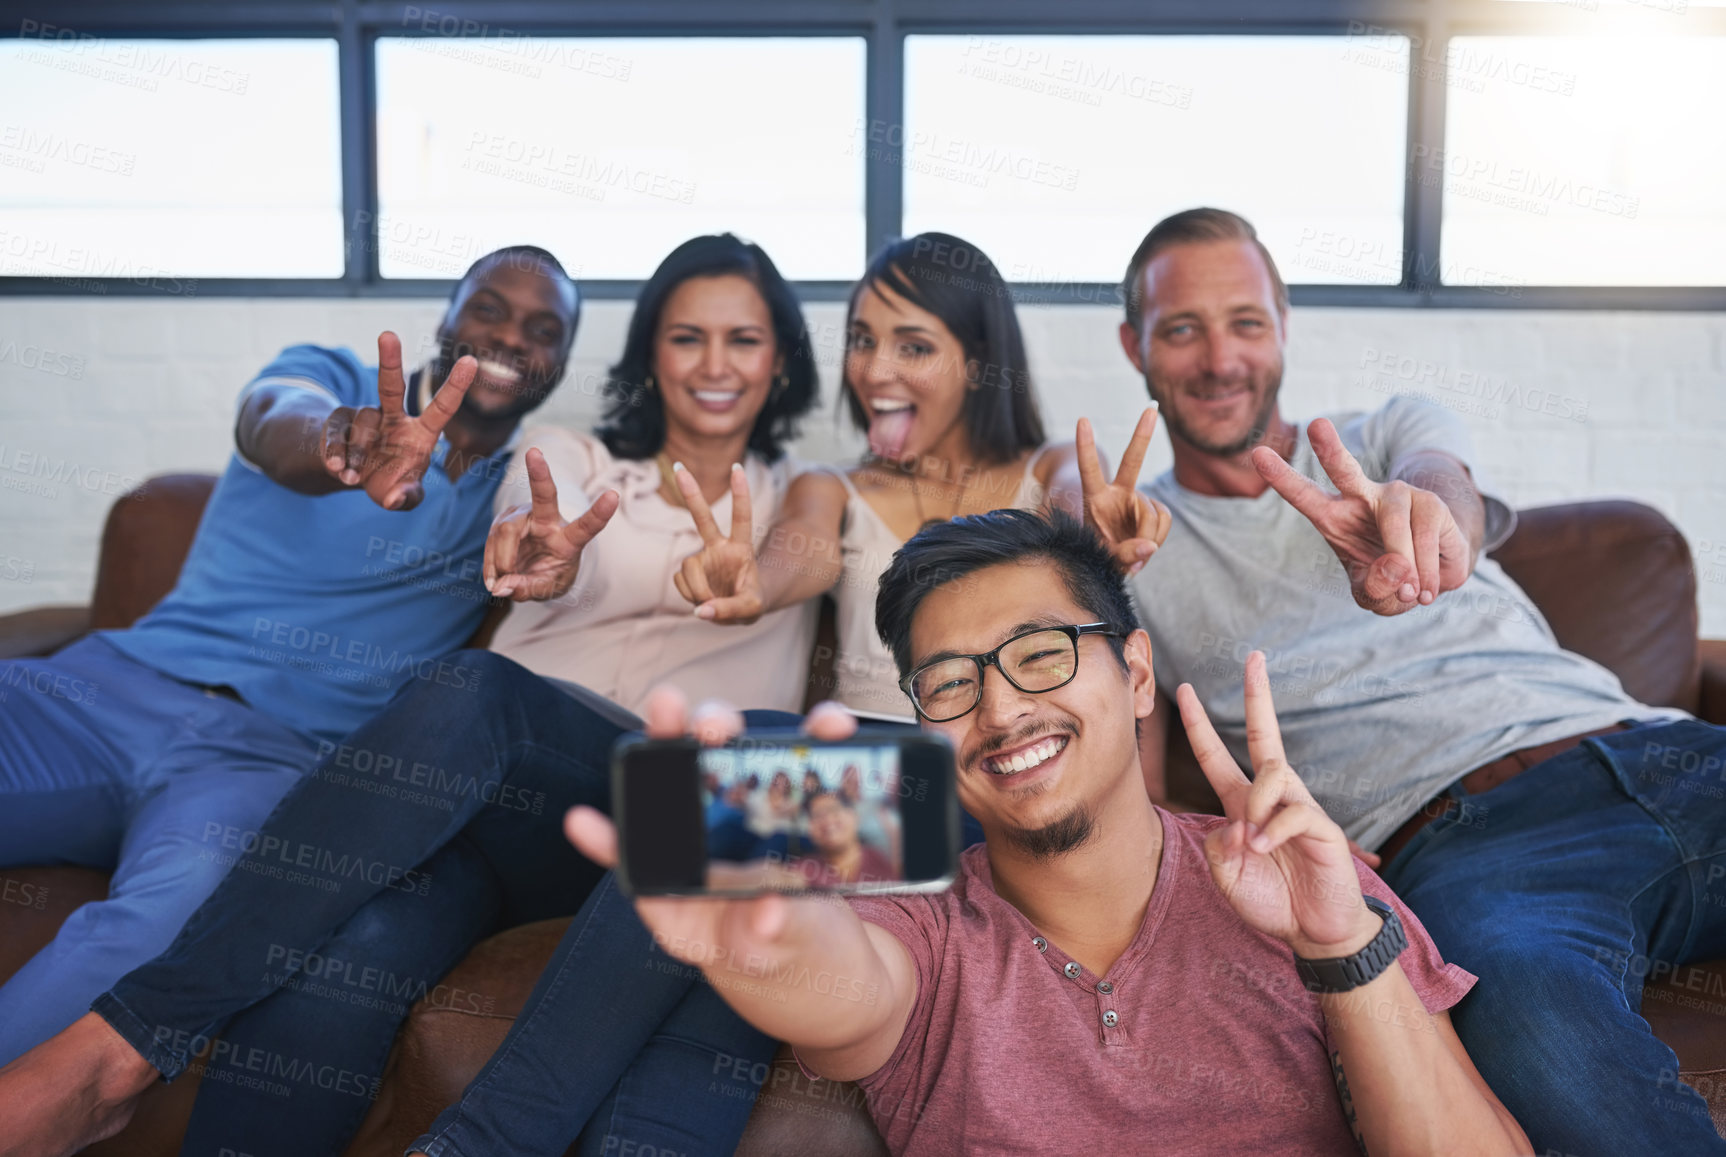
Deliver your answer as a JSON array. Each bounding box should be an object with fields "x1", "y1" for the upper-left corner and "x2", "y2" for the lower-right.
[{"x1": 1133, "y1": 396, "x2": 1685, "y2": 851}]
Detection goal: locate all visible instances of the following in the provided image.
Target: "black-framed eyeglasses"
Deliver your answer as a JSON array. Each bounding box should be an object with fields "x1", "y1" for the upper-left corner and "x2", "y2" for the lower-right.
[{"x1": 899, "y1": 622, "x2": 1123, "y2": 723}]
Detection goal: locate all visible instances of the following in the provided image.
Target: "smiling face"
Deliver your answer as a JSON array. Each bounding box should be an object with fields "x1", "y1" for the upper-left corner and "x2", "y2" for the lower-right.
[
  {"x1": 807, "y1": 793, "x2": 861, "y2": 858},
  {"x1": 437, "y1": 256, "x2": 577, "y2": 419},
  {"x1": 908, "y1": 561, "x2": 1155, "y2": 859},
  {"x1": 1120, "y1": 239, "x2": 1287, "y2": 458},
  {"x1": 845, "y1": 281, "x2": 973, "y2": 463},
  {"x1": 653, "y1": 273, "x2": 780, "y2": 445}
]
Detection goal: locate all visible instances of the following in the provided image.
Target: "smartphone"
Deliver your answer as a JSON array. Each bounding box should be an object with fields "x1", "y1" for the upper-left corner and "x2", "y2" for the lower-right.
[{"x1": 612, "y1": 728, "x2": 960, "y2": 897}]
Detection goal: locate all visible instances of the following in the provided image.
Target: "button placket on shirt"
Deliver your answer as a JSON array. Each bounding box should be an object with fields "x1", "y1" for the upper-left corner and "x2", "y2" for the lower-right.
[
  {"x1": 1096, "y1": 977, "x2": 1119, "y2": 1033},
  {"x1": 1034, "y1": 936, "x2": 1126, "y2": 1043}
]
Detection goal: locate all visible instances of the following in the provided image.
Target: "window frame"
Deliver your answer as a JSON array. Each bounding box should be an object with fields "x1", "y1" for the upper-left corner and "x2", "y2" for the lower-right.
[{"x1": 1, "y1": 0, "x2": 1722, "y2": 308}]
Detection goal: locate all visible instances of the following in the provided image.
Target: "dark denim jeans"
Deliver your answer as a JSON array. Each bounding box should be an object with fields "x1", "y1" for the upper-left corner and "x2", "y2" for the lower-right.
[
  {"x1": 92, "y1": 651, "x2": 777, "y2": 1157},
  {"x1": 412, "y1": 873, "x2": 777, "y2": 1157},
  {"x1": 1381, "y1": 718, "x2": 1726, "y2": 1157}
]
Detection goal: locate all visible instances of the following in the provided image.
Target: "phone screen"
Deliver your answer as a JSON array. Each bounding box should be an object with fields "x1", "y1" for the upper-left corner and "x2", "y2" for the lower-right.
[{"x1": 614, "y1": 731, "x2": 957, "y2": 896}]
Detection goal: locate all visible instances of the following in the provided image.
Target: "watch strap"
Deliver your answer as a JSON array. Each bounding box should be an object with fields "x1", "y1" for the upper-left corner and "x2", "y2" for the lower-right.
[{"x1": 1294, "y1": 895, "x2": 1408, "y2": 994}]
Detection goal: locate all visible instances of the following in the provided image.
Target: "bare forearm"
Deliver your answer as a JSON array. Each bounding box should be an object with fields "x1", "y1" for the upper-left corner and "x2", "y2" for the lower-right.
[
  {"x1": 663, "y1": 897, "x2": 902, "y2": 1056},
  {"x1": 744, "y1": 472, "x2": 852, "y2": 615},
  {"x1": 1322, "y1": 967, "x2": 1528, "y2": 1154},
  {"x1": 1392, "y1": 452, "x2": 1485, "y2": 569},
  {"x1": 755, "y1": 530, "x2": 845, "y2": 613},
  {"x1": 237, "y1": 388, "x2": 347, "y2": 494},
  {"x1": 1042, "y1": 460, "x2": 1087, "y2": 520}
]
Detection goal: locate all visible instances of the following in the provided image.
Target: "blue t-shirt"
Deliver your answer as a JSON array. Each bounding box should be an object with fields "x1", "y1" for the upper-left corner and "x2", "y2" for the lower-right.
[{"x1": 104, "y1": 345, "x2": 512, "y2": 743}]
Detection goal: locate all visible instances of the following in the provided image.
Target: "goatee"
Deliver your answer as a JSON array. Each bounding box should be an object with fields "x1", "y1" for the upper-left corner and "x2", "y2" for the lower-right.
[{"x1": 1004, "y1": 805, "x2": 1097, "y2": 860}]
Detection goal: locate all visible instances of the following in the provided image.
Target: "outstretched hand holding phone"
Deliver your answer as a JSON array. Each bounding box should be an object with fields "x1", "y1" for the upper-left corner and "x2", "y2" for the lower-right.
[{"x1": 566, "y1": 691, "x2": 923, "y2": 1083}]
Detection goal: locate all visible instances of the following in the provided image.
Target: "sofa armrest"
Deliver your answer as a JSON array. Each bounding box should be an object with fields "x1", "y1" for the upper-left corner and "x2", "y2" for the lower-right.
[
  {"x1": 0, "y1": 605, "x2": 92, "y2": 660},
  {"x1": 1699, "y1": 639, "x2": 1726, "y2": 726}
]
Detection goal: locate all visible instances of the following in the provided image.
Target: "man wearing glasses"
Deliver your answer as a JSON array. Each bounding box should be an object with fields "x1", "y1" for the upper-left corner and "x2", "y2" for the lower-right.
[{"x1": 568, "y1": 508, "x2": 1530, "y2": 1155}]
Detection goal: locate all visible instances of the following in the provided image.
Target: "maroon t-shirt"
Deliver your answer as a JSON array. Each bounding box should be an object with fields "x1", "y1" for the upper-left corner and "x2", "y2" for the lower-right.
[
  {"x1": 795, "y1": 844, "x2": 899, "y2": 888},
  {"x1": 832, "y1": 808, "x2": 1475, "y2": 1155}
]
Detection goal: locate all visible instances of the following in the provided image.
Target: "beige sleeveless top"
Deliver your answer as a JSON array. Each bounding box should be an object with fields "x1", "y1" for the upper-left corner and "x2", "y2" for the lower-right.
[
  {"x1": 489, "y1": 428, "x2": 818, "y2": 714},
  {"x1": 827, "y1": 451, "x2": 1051, "y2": 722}
]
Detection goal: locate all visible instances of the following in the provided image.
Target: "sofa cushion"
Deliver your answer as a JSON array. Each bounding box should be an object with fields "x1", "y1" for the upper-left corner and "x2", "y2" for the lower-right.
[
  {"x1": 0, "y1": 866, "x2": 110, "y2": 982},
  {"x1": 89, "y1": 474, "x2": 217, "y2": 632},
  {"x1": 1641, "y1": 959, "x2": 1726, "y2": 1136},
  {"x1": 1490, "y1": 501, "x2": 1700, "y2": 713}
]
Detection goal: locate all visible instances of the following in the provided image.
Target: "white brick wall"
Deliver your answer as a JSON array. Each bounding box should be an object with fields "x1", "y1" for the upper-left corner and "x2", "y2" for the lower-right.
[{"x1": 3, "y1": 298, "x2": 1724, "y2": 633}]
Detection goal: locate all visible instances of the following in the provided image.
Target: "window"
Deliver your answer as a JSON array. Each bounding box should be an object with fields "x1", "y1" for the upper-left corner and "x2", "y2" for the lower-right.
[
  {"x1": 0, "y1": 36, "x2": 342, "y2": 279},
  {"x1": 1441, "y1": 35, "x2": 1726, "y2": 286},
  {"x1": 374, "y1": 36, "x2": 866, "y2": 281},
  {"x1": 902, "y1": 35, "x2": 1410, "y2": 287},
  {"x1": 4, "y1": 2, "x2": 1723, "y2": 305}
]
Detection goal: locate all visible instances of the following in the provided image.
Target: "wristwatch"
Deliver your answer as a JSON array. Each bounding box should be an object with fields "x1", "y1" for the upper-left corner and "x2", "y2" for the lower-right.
[{"x1": 1294, "y1": 895, "x2": 1408, "y2": 994}]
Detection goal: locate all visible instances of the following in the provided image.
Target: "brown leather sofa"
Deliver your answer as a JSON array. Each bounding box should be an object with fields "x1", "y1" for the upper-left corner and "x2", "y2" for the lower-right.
[{"x1": 4, "y1": 474, "x2": 1726, "y2": 1155}]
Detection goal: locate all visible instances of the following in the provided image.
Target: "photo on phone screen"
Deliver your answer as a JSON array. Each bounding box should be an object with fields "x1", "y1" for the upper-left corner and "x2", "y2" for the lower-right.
[
  {"x1": 702, "y1": 741, "x2": 905, "y2": 887},
  {"x1": 613, "y1": 731, "x2": 957, "y2": 897}
]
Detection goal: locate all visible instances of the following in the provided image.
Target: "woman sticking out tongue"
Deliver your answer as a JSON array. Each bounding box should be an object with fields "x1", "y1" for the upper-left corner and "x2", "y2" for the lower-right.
[{"x1": 672, "y1": 231, "x2": 1169, "y2": 723}]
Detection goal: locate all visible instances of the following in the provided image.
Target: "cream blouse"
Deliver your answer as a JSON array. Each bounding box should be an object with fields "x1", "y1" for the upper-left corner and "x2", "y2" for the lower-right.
[{"x1": 488, "y1": 426, "x2": 818, "y2": 714}]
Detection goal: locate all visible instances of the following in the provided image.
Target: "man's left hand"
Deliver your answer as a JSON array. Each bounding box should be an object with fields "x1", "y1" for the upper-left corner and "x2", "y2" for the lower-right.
[{"x1": 1177, "y1": 653, "x2": 1379, "y2": 960}]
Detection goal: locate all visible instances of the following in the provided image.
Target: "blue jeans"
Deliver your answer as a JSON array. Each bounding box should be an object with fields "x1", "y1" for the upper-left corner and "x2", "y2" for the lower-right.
[
  {"x1": 0, "y1": 635, "x2": 315, "y2": 1063},
  {"x1": 94, "y1": 651, "x2": 784, "y2": 1157},
  {"x1": 412, "y1": 874, "x2": 777, "y2": 1157},
  {"x1": 1381, "y1": 718, "x2": 1726, "y2": 1157}
]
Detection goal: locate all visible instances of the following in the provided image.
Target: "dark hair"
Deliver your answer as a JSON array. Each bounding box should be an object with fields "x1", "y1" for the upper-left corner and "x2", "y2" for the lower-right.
[
  {"x1": 597, "y1": 234, "x2": 817, "y2": 463},
  {"x1": 1121, "y1": 208, "x2": 1288, "y2": 332},
  {"x1": 455, "y1": 246, "x2": 581, "y2": 348},
  {"x1": 875, "y1": 508, "x2": 1139, "y2": 677},
  {"x1": 843, "y1": 232, "x2": 1045, "y2": 465},
  {"x1": 803, "y1": 788, "x2": 850, "y2": 816}
]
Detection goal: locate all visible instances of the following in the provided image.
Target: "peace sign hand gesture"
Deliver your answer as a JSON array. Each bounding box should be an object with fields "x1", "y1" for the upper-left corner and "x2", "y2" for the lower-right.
[
  {"x1": 1176, "y1": 653, "x2": 1380, "y2": 961},
  {"x1": 1251, "y1": 419, "x2": 1471, "y2": 615},
  {"x1": 484, "y1": 448, "x2": 620, "y2": 602},
  {"x1": 1076, "y1": 407, "x2": 1172, "y2": 577},
  {"x1": 320, "y1": 331, "x2": 476, "y2": 512},
  {"x1": 672, "y1": 464, "x2": 765, "y2": 625}
]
